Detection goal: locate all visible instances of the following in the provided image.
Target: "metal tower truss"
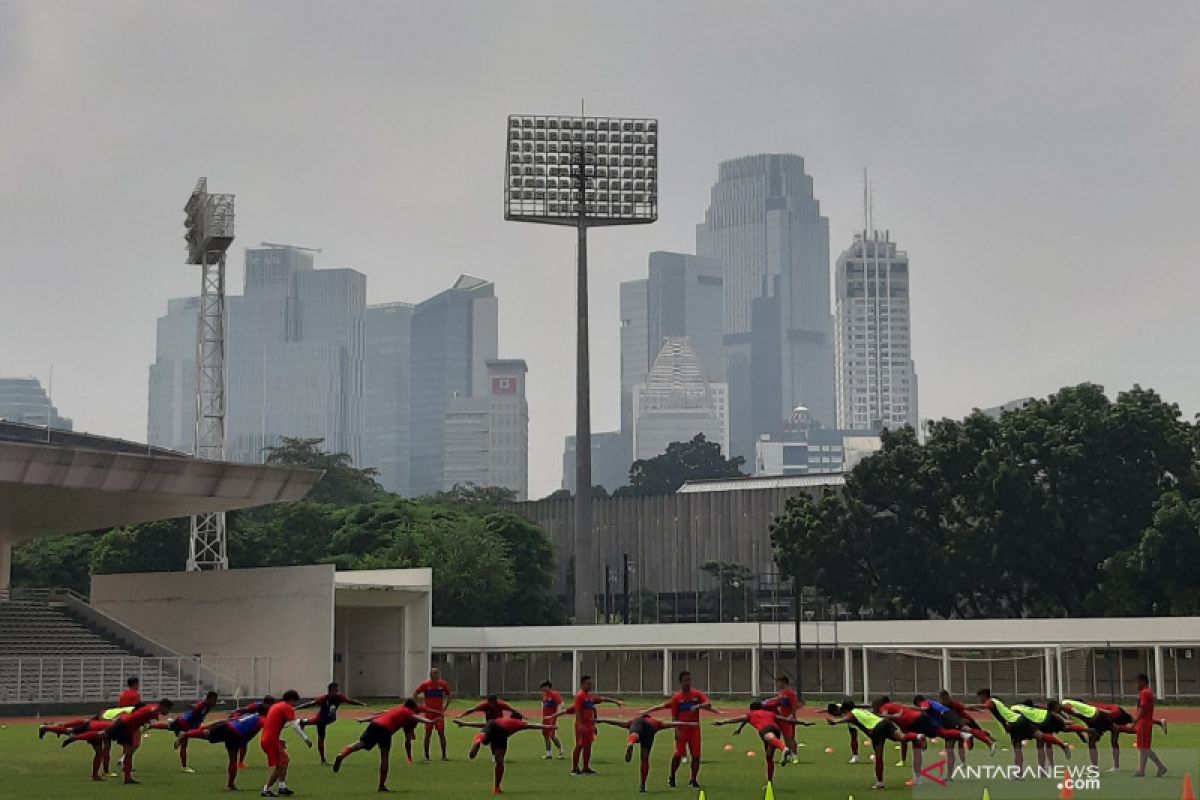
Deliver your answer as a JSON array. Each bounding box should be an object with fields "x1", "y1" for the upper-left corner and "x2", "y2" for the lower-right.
[{"x1": 183, "y1": 178, "x2": 234, "y2": 571}]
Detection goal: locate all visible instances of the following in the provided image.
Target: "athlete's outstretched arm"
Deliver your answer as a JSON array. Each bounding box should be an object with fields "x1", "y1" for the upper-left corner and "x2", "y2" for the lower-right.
[
  {"x1": 661, "y1": 720, "x2": 701, "y2": 729},
  {"x1": 453, "y1": 719, "x2": 486, "y2": 729},
  {"x1": 713, "y1": 715, "x2": 749, "y2": 729},
  {"x1": 294, "y1": 698, "x2": 318, "y2": 711},
  {"x1": 594, "y1": 718, "x2": 630, "y2": 729},
  {"x1": 642, "y1": 701, "x2": 670, "y2": 714}
]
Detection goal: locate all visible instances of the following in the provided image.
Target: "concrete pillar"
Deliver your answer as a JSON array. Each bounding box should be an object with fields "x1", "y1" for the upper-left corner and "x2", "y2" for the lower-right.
[
  {"x1": 861, "y1": 647, "x2": 870, "y2": 704},
  {"x1": 662, "y1": 648, "x2": 671, "y2": 696},
  {"x1": 843, "y1": 646, "x2": 854, "y2": 697},
  {"x1": 1154, "y1": 645, "x2": 1165, "y2": 700},
  {"x1": 479, "y1": 650, "x2": 488, "y2": 697},
  {"x1": 572, "y1": 649, "x2": 580, "y2": 693},
  {"x1": 1044, "y1": 648, "x2": 1055, "y2": 697},
  {"x1": 751, "y1": 647, "x2": 761, "y2": 697},
  {"x1": 0, "y1": 528, "x2": 11, "y2": 596},
  {"x1": 1056, "y1": 646, "x2": 1065, "y2": 699},
  {"x1": 941, "y1": 648, "x2": 952, "y2": 691}
]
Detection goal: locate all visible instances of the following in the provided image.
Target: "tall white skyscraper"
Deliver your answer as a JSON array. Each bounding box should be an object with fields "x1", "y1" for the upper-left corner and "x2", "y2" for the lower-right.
[
  {"x1": 834, "y1": 230, "x2": 918, "y2": 431},
  {"x1": 633, "y1": 337, "x2": 729, "y2": 461},
  {"x1": 147, "y1": 296, "x2": 198, "y2": 452},
  {"x1": 696, "y1": 154, "x2": 835, "y2": 459},
  {"x1": 0, "y1": 376, "x2": 72, "y2": 430}
]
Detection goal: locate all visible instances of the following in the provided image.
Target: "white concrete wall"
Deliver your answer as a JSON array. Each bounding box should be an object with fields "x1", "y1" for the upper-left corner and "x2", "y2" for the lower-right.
[
  {"x1": 92, "y1": 565, "x2": 335, "y2": 695},
  {"x1": 336, "y1": 605, "x2": 404, "y2": 697}
]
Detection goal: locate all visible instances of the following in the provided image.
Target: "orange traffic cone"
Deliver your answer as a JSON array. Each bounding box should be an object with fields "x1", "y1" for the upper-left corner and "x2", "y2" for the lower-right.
[
  {"x1": 1182, "y1": 772, "x2": 1195, "y2": 800},
  {"x1": 1060, "y1": 780, "x2": 1074, "y2": 800}
]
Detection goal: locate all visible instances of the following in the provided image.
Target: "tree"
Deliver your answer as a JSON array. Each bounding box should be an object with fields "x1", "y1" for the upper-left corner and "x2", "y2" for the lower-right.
[
  {"x1": 90, "y1": 519, "x2": 189, "y2": 575},
  {"x1": 11, "y1": 532, "x2": 101, "y2": 595},
  {"x1": 699, "y1": 560, "x2": 755, "y2": 621},
  {"x1": 264, "y1": 437, "x2": 384, "y2": 506},
  {"x1": 484, "y1": 513, "x2": 566, "y2": 624},
  {"x1": 618, "y1": 434, "x2": 745, "y2": 496},
  {"x1": 422, "y1": 483, "x2": 518, "y2": 513}
]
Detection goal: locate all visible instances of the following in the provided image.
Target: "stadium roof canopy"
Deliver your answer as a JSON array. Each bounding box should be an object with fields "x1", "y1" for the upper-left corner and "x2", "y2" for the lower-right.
[
  {"x1": 0, "y1": 421, "x2": 321, "y2": 589},
  {"x1": 676, "y1": 473, "x2": 845, "y2": 493}
]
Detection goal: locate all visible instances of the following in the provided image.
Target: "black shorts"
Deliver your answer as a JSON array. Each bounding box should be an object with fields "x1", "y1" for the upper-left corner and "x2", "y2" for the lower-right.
[
  {"x1": 108, "y1": 721, "x2": 136, "y2": 748},
  {"x1": 1088, "y1": 715, "x2": 1115, "y2": 734},
  {"x1": 629, "y1": 720, "x2": 659, "y2": 748},
  {"x1": 169, "y1": 717, "x2": 200, "y2": 735},
  {"x1": 1008, "y1": 718, "x2": 1037, "y2": 744},
  {"x1": 1039, "y1": 715, "x2": 1065, "y2": 734},
  {"x1": 359, "y1": 722, "x2": 394, "y2": 751},
  {"x1": 1113, "y1": 709, "x2": 1134, "y2": 726},
  {"x1": 481, "y1": 721, "x2": 511, "y2": 750},
  {"x1": 204, "y1": 722, "x2": 244, "y2": 753},
  {"x1": 868, "y1": 720, "x2": 898, "y2": 747},
  {"x1": 757, "y1": 724, "x2": 782, "y2": 742},
  {"x1": 941, "y1": 710, "x2": 965, "y2": 729},
  {"x1": 913, "y1": 714, "x2": 942, "y2": 738}
]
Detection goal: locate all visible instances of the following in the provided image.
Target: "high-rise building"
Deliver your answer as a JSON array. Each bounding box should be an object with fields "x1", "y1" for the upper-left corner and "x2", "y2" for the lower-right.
[
  {"x1": 363, "y1": 302, "x2": 414, "y2": 495},
  {"x1": 147, "y1": 296, "x2": 198, "y2": 452},
  {"x1": 0, "y1": 376, "x2": 72, "y2": 430},
  {"x1": 561, "y1": 431, "x2": 631, "y2": 495},
  {"x1": 697, "y1": 154, "x2": 835, "y2": 459},
  {"x1": 834, "y1": 231, "x2": 918, "y2": 431},
  {"x1": 632, "y1": 337, "x2": 729, "y2": 461},
  {"x1": 443, "y1": 359, "x2": 529, "y2": 498},
  {"x1": 618, "y1": 251, "x2": 724, "y2": 468},
  {"x1": 149, "y1": 245, "x2": 366, "y2": 466},
  {"x1": 409, "y1": 275, "x2": 499, "y2": 497}
]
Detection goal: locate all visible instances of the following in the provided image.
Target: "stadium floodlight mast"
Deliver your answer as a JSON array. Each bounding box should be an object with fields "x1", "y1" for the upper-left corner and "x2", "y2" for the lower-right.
[
  {"x1": 183, "y1": 177, "x2": 235, "y2": 571},
  {"x1": 504, "y1": 113, "x2": 658, "y2": 622}
]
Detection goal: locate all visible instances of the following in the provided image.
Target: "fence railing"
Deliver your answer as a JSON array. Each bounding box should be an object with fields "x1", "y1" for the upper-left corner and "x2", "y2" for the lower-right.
[
  {"x1": 0, "y1": 586, "x2": 89, "y2": 604},
  {"x1": 0, "y1": 655, "x2": 277, "y2": 704}
]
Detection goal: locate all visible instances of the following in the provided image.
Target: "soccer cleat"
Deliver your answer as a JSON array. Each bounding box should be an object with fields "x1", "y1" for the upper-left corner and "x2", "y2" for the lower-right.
[
  {"x1": 988, "y1": 740, "x2": 997, "y2": 757},
  {"x1": 543, "y1": 752, "x2": 554, "y2": 760},
  {"x1": 260, "y1": 791, "x2": 276, "y2": 798},
  {"x1": 332, "y1": 755, "x2": 344, "y2": 774},
  {"x1": 570, "y1": 769, "x2": 582, "y2": 776},
  {"x1": 582, "y1": 768, "x2": 598, "y2": 775},
  {"x1": 667, "y1": 775, "x2": 675, "y2": 788},
  {"x1": 238, "y1": 763, "x2": 248, "y2": 770},
  {"x1": 639, "y1": 787, "x2": 647, "y2": 794},
  {"x1": 1156, "y1": 767, "x2": 1168, "y2": 778},
  {"x1": 894, "y1": 760, "x2": 905, "y2": 767},
  {"x1": 278, "y1": 789, "x2": 295, "y2": 797},
  {"x1": 378, "y1": 787, "x2": 390, "y2": 793},
  {"x1": 872, "y1": 781, "x2": 886, "y2": 790},
  {"x1": 625, "y1": 745, "x2": 634, "y2": 763},
  {"x1": 125, "y1": 779, "x2": 140, "y2": 785},
  {"x1": 848, "y1": 754, "x2": 860, "y2": 764},
  {"x1": 1161, "y1": 719, "x2": 1169, "y2": 735},
  {"x1": 492, "y1": 789, "x2": 503, "y2": 796},
  {"x1": 38, "y1": 725, "x2": 47, "y2": 740},
  {"x1": 688, "y1": 780, "x2": 701, "y2": 789},
  {"x1": 182, "y1": 766, "x2": 197, "y2": 774},
  {"x1": 781, "y1": 750, "x2": 793, "y2": 767}
]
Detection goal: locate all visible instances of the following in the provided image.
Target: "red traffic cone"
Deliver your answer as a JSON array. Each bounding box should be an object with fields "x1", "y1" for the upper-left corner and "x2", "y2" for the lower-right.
[
  {"x1": 1182, "y1": 772, "x2": 1195, "y2": 800},
  {"x1": 1060, "y1": 780, "x2": 1074, "y2": 800}
]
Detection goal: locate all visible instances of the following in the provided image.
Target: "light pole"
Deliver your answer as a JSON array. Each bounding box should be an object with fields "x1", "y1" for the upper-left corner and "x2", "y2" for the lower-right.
[
  {"x1": 183, "y1": 178, "x2": 234, "y2": 571},
  {"x1": 504, "y1": 114, "x2": 658, "y2": 623}
]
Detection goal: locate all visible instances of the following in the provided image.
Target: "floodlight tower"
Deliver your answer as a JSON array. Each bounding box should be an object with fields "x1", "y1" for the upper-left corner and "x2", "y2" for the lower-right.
[
  {"x1": 504, "y1": 114, "x2": 658, "y2": 623},
  {"x1": 183, "y1": 178, "x2": 235, "y2": 571}
]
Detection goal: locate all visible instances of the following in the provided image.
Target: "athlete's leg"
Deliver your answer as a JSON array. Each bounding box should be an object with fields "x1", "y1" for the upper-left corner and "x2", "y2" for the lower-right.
[
  {"x1": 492, "y1": 746, "x2": 506, "y2": 792},
  {"x1": 378, "y1": 744, "x2": 391, "y2": 791}
]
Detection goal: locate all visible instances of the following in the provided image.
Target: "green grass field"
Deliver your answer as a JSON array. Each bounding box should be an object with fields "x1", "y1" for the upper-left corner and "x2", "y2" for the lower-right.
[{"x1": 2, "y1": 704, "x2": 1198, "y2": 799}]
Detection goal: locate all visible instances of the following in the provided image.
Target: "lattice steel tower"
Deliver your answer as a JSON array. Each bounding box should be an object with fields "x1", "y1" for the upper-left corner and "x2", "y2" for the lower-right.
[{"x1": 183, "y1": 178, "x2": 235, "y2": 570}]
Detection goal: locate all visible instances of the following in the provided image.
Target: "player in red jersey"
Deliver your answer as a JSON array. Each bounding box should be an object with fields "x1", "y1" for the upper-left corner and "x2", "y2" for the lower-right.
[
  {"x1": 938, "y1": 690, "x2": 996, "y2": 761},
  {"x1": 65, "y1": 699, "x2": 173, "y2": 784},
  {"x1": 259, "y1": 689, "x2": 312, "y2": 797},
  {"x1": 877, "y1": 697, "x2": 971, "y2": 785},
  {"x1": 763, "y1": 675, "x2": 804, "y2": 757},
  {"x1": 538, "y1": 680, "x2": 565, "y2": 759},
  {"x1": 296, "y1": 682, "x2": 365, "y2": 765},
  {"x1": 550, "y1": 674, "x2": 623, "y2": 775},
  {"x1": 118, "y1": 676, "x2": 142, "y2": 707},
  {"x1": 332, "y1": 699, "x2": 437, "y2": 792},
  {"x1": 714, "y1": 701, "x2": 804, "y2": 786},
  {"x1": 595, "y1": 713, "x2": 699, "y2": 793},
  {"x1": 150, "y1": 690, "x2": 219, "y2": 773},
  {"x1": 61, "y1": 718, "x2": 116, "y2": 781},
  {"x1": 413, "y1": 667, "x2": 453, "y2": 761},
  {"x1": 456, "y1": 711, "x2": 555, "y2": 795},
  {"x1": 175, "y1": 710, "x2": 269, "y2": 791},
  {"x1": 643, "y1": 670, "x2": 721, "y2": 789},
  {"x1": 1133, "y1": 673, "x2": 1168, "y2": 778},
  {"x1": 457, "y1": 695, "x2": 517, "y2": 722}
]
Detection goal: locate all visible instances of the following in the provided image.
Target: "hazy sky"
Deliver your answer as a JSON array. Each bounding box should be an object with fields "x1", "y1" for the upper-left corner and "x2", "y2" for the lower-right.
[{"x1": 2, "y1": 0, "x2": 1198, "y2": 497}]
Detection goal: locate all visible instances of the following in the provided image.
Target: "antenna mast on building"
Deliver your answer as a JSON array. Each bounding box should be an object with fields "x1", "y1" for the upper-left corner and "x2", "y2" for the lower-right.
[{"x1": 183, "y1": 178, "x2": 235, "y2": 571}]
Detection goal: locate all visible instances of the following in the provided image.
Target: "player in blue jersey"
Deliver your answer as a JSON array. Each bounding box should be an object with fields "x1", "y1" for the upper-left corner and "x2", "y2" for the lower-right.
[
  {"x1": 151, "y1": 691, "x2": 219, "y2": 773},
  {"x1": 297, "y1": 683, "x2": 365, "y2": 765},
  {"x1": 177, "y1": 711, "x2": 268, "y2": 790}
]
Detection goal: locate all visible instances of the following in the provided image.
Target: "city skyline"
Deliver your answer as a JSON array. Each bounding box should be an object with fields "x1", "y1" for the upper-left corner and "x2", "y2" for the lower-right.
[{"x1": 4, "y1": 1, "x2": 1198, "y2": 498}]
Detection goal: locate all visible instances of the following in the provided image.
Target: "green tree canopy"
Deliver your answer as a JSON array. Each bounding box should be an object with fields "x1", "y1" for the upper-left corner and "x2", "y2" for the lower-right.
[
  {"x1": 263, "y1": 437, "x2": 384, "y2": 506},
  {"x1": 618, "y1": 433, "x2": 745, "y2": 496}
]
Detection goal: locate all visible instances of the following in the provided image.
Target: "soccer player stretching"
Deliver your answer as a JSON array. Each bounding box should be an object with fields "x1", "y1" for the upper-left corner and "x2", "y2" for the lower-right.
[
  {"x1": 297, "y1": 682, "x2": 365, "y2": 765},
  {"x1": 643, "y1": 670, "x2": 721, "y2": 789},
  {"x1": 260, "y1": 689, "x2": 313, "y2": 797},
  {"x1": 827, "y1": 701, "x2": 923, "y2": 790},
  {"x1": 332, "y1": 699, "x2": 437, "y2": 792},
  {"x1": 764, "y1": 675, "x2": 804, "y2": 757},
  {"x1": 65, "y1": 699, "x2": 173, "y2": 784},
  {"x1": 413, "y1": 667, "x2": 453, "y2": 761},
  {"x1": 538, "y1": 680, "x2": 565, "y2": 759},
  {"x1": 457, "y1": 695, "x2": 517, "y2": 722},
  {"x1": 153, "y1": 690, "x2": 219, "y2": 773},
  {"x1": 456, "y1": 711, "x2": 554, "y2": 795},
  {"x1": 551, "y1": 674, "x2": 623, "y2": 775},
  {"x1": 714, "y1": 701, "x2": 807, "y2": 787},
  {"x1": 176, "y1": 711, "x2": 268, "y2": 791},
  {"x1": 1133, "y1": 673, "x2": 1168, "y2": 778},
  {"x1": 231, "y1": 696, "x2": 277, "y2": 769},
  {"x1": 596, "y1": 713, "x2": 699, "y2": 794}
]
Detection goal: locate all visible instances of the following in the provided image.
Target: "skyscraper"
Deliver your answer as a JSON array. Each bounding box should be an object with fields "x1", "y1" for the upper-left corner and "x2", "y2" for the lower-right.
[
  {"x1": 619, "y1": 251, "x2": 723, "y2": 446},
  {"x1": 363, "y1": 302, "x2": 414, "y2": 495},
  {"x1": 443, "y1": 359, "x2": 529, "y2": 498},
  {"x1": 696, "y1": 154, "x2": 835, "y2": 458},
  {"x1": 149, "y1": 244, "x2": 366, "y2": 466},
  {"x1": 0, "y1": 376, "x2": 72, "y2": 430},
  {"x1": 834, "y1": 230, "x2": 918, "y2": 430},
  {"x1": 632, "y1": 337, "x2": 729, "y2": 461},
  {"x1": 147, "y1": 296, "x2": 198, "y2": 452},
  {"x1": 408, "y1": 275, "x2": 499, "y2": 496}
]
